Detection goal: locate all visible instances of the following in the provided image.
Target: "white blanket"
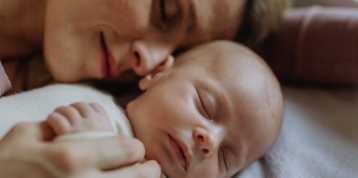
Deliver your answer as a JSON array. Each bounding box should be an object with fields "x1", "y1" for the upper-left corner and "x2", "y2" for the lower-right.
[{"x1": 0, "y1": 84, "x2": 357, "y2": 177}]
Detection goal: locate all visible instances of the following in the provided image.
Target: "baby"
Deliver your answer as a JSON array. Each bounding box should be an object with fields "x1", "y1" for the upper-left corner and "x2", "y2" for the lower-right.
[{"x1": 46, "y1": 41, "x2": 283, "y2": 178}]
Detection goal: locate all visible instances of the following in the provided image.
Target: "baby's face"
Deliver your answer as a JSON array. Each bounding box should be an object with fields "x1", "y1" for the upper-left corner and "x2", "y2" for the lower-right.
[{"x1": 127, "y1": 41, "x2": 283, "y2": 178}]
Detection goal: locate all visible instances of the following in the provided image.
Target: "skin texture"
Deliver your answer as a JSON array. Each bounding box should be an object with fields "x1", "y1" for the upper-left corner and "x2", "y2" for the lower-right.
[
  {"x1": 45, "y1": 41, "x2": 283, "y2": 178},
  {"x1": 43, "y1": 0, "x2": 246, "y2": 82},
  {"x1": 47, "y1": 103, "x2": 114, "y2": 135},
  {"x1": 127, "y1": 41, "x2": 284, "y2": 178},
  {"x1": 0, "y1": 121, "x2": 161, "y2": 178},
  {"x1": 0, "y1": 1, "x2": 245, "y2": 177}
]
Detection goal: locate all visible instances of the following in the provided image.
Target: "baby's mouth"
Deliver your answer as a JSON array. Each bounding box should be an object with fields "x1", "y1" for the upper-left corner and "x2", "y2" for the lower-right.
[{"x1": 169, "y1": 134, "x2": 187, "y2": 170}]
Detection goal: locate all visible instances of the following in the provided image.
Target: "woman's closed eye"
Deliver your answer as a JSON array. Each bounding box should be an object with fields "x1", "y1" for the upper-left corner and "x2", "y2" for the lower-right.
[
  {"x1": 155, "y1": 0, "x2": 179, "y2": 31},
  {"x1": 159, "y1": 0, "x2": 167, "y2": 22}
]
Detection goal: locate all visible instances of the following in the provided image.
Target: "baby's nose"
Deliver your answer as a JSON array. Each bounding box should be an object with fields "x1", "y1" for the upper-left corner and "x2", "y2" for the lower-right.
[{"x1": 193, "y1": 127, "x2": 217, "y2": 158}]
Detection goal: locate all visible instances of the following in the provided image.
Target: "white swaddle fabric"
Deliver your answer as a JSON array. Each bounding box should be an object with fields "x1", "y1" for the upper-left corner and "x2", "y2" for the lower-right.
[
  {"x1": 0, "y1": 84, "x2": 133, "y2": 138},
  {"x1": 0, "y1": 84, "x2": 167, "y2": 178}
]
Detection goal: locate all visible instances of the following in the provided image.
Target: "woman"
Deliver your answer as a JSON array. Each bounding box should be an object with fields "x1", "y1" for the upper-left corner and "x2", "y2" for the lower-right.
[
  {"x1": 0, "y1": 0, "x2": 288, "y2": 177},
  {"x1": 1, "y1": 0, "x2": 245, "y2": 89},
  {"x1": 0, "y1": 0, "x2": 287, "y2": 92}
]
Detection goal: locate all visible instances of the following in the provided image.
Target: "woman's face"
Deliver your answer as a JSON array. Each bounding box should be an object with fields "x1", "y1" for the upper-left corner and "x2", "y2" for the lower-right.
[{"x1": 44, "y1": 0, "x2": 245, "y2": 82}]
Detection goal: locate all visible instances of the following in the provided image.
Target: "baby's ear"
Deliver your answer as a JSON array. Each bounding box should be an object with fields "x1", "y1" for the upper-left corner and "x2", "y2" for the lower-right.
[
  {"x1": 138, "y1": 55, "x2": 174, "y2": 91},
  {"x1": 153, "y1": 55, "x2": 174, "y2": 75},
  {"x1": 138, "y1": 75, "x2": 152, "y2": 91}
]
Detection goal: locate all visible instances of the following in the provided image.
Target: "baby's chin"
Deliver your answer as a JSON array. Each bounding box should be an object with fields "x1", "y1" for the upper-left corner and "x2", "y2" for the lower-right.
[
  {"x1": 143, "y1": 153, "x2": 182, "y2": 178},
  {"x1": 156, "y1": 159, "x2": 209, "y2": 178}
]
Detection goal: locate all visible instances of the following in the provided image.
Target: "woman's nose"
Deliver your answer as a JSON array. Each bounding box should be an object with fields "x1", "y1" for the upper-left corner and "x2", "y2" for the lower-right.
[
  {"x1": 130, "y1": 40, "x2": 171, "y2": 76},
  {"x1": 193, "y1": 127, "x2": 220, "y2": 158}
]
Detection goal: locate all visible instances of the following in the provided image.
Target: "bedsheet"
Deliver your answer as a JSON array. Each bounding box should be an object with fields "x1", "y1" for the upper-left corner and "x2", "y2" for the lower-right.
[
  {"x1": 236, "y1": 86, "x2": 358, "y2": 178},
  {"x1": 0, "y1": 84, "x2": 357, "y2": 177}
]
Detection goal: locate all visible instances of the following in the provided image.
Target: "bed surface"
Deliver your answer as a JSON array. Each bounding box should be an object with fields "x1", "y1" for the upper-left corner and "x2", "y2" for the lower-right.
[{"x1": 236, "y1": 86, "x2": 358, "y2": 178}]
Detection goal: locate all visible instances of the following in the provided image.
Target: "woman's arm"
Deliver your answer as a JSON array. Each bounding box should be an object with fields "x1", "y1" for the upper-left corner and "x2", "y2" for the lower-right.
[
  {"x1": 0, "y1": 122, "x2": 161, "y2": 178},
  {"x1": 0, "y1": 84, "x2": 161, "y2": 178},
  {"x1": 256, "y1": 6, "x2": 358, "y2": 85}
]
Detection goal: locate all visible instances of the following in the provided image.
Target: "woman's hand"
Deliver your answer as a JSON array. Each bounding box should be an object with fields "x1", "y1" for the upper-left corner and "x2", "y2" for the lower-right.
[{"x1": 0, "y1": 121, "x2": 161, "y2": 178}]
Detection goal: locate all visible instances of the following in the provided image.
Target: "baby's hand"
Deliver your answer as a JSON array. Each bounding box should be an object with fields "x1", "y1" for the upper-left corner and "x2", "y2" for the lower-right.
[{"x1": 47, "y1": 102, "x2": 114, "y2": 136}]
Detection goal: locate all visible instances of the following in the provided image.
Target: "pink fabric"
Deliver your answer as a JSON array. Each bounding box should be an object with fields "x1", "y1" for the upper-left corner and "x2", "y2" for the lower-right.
[
  {"x1": 0, "y1": 61, "x2": 12, "y2": 96},
  {"x1": 256, "y1": 6, "x2": 358, "y2": 85}
]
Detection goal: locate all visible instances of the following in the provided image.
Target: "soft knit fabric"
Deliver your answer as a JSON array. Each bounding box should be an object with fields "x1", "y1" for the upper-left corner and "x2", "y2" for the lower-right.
[{"x1": 0, "y1": 84, "x2": 133, "y2": 137}]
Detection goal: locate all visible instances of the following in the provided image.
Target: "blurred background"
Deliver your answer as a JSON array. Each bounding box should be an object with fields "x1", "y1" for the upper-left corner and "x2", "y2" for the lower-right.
[{"x1": 292, "y1": 0, "x2": 358, "y2": 7}]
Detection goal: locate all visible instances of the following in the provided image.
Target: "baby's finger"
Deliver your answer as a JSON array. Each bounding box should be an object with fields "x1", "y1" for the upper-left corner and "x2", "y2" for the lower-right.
[
  {"x1": 47, "y1": 112, "x2": 71, "y2": 135},
  {"x1": 54, "y1": 106, "x2": 82, "y2": 124},
  {"x1": 89, "y1": 103, "x2": 106, "y2": 114},
  {"x1": 70, "y1": 102, "x2": 96, "y2": 118}
]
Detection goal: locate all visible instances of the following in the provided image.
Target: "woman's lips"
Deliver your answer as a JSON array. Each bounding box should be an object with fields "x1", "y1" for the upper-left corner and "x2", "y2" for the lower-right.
[
  {"x1": 169, "y1": 134, "x2": 192, "y2": 171},
  {"x1": 100, "y1": 32, "x2": 118, "y2": 78}
]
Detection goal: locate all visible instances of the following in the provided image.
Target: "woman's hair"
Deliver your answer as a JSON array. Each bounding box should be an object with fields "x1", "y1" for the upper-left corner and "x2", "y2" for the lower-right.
[{"x1": 236, "y1": 0, "x2": 291, "y2": 47}]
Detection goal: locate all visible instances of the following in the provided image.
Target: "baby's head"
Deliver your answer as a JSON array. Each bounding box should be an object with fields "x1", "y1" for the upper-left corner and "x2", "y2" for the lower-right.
[{"x1": 127, "y1": 41, "x2": 283, "y2": 178}]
